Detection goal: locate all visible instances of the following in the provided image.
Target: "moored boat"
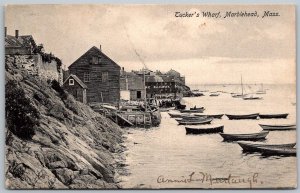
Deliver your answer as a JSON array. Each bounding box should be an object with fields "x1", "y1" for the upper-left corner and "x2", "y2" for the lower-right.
[
  {"x1": 259, "y1": 124, "x2": 296, "y2": 131},
  {"x1": 225, "y1": 113, "x2": 259, "y2": 120},
  {"x1": 189, "y1": 106, "x2": 205, "y2": 110},
  {"x1": 209, "y1": 93, "x2": 220, "y2": 97},
  {"x1": 259, "y1": 113, "x2": 288, "y2": 119},
  {"x1": 175, "y1": 116, "x2": 208, "y2": 123},
  {"x1": 180, "y1": 109, "x2": 205, "y2": 113},
  {"x1": 168, "y1": 112, "x2": 190, "y2": 118},
  {"x1": 237, "y1": 141, "x2": 296, "y2": 152},
  {"x1": 219, "y1": 131, "x2": 269, "y2": 141},
  {"x1": 186, "y1": 125, "x2": 224, "y2": 134},
  {"x1": 243, "y1": 95, "x2": 263, "y2": 100},
  {"x1": 258, "y1": 147, "x2": 296, "y2": 156},
  {"x1": 195, "y1": 114, "x2": 224, "y2": 119},
  {"x1": 178, "y1": 117, "x2": 213, "y2": 125}
]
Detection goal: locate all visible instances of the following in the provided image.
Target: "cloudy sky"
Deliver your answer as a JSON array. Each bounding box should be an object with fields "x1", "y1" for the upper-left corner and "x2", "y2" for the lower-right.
[{"x1": 5, "y1": 4, "x2": 295, "y2": 84}]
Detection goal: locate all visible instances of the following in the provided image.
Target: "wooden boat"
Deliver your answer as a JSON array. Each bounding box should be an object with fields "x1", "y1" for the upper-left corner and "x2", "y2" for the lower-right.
[
  {"x1": 257, "y1": 147, "x2": 296, "y2": 156},
  {"x1": 168, "y1": 112, "x2": 190, "y2": 118},
  {"x1": 232, "y1": 94, "x2": 245, "y2": 98},
  {"x1": 175, "y1": 116, "x2": 208, "y2": 123},
  {"x1": 186, "y1": 125, "x2": 224, "y2": 134},
  {"x1": 178, "y1": 118, "x2": 213, "y2": 125},
  {"x1": 237, "y1": 141, "x2": 296, "y2": 152},
  {"x1": 225, "y1": 113, "x2": 259, "y2": 120},
  {"x1": 243, "y1": 95, "x2": 263, "y2": 100},
  {"x1": 189, "y1": 106, "x2": 205, "y2": 110},
  {"x1": 259, "y1": 124, "x2": 296, "y2": 131},
  {"x1": 195, "y1": 114, "x2": 224, "y2": 119},
  {"x1": 219, "y1": 131, "x2": 269, "y2": 141},
  {"x1": 209, "y1": 93, "x2": 220, "y2": 97},
  {"x1": 259, "y1": 113, "x2": 288, "y2": 119},
  {"x1": 180, "y1": 109, "x2": 205, "y2": 113}
]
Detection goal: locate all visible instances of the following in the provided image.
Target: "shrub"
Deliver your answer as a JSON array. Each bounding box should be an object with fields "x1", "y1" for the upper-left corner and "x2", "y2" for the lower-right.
[
  {"x1": 5, "y1": 80, "x2": 40, "y2": 140},
  {"x1": 51, "y1": 79, "x2": 67, "y2": 99}
]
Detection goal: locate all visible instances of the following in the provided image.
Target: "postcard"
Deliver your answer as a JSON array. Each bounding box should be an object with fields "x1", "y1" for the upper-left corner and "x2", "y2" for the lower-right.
[{"x1": 4, "y1": 4, "x2": 296, "y2": 189}]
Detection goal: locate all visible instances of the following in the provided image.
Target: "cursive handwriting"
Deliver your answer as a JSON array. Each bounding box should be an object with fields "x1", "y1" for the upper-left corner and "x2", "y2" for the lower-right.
[{"x1": 157, "y1": 172, "x2": 263, "y2": 188}]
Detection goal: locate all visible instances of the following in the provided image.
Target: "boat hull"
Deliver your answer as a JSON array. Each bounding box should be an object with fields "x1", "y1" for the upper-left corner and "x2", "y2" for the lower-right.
[
  {"x1": 180, "y1": 109, "x2": 205, "y2": 113},
  {"x1": 195, "y1": 114, "x2": 224, "y2": 119},
  {"x1": 225, "y1": 113, "x2": 259, "y2": 120},
  {"x1": 220, "y1": 131, "x2": 269, "y2": 141},
  {"x1": 186, "y1": 125, "x2": 224, "y2": 134},
  {"x1": 259, "y1": 147, "x2": 296, "y2": 156},
  {"x1": 259, "y1": 114, "x2": 288, "y2": 119},
  {"x1": 259, "y1": 124, "x2": 296, "y2": 131},
  {"x1": 237, "y1": 142, "x2": 296, "y2": 152},
  {"x1": 178, "y1": 118, "x2": 213, "y2": 125}
]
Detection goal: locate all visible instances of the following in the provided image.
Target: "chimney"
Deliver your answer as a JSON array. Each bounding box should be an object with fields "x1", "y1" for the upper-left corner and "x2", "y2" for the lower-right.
[
  {"x1": 99, "y1": 45, "x2": 102, "y2": 52},
  {"x1": 15, "y1": 30, "x2": 19, "y2": 38},
  {"x1": 4, "y1": 27, "x2": 7, "y2": 37}
]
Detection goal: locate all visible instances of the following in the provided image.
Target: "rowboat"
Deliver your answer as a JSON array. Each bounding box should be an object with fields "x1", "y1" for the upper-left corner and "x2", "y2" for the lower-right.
[
  {"x1": 189, "y1": 106, "x2": 205, "y2": 110},
  {"x1": 209, "y1": 93, "x2": 220, "y2": 97},
  {"x1": 237, "y1": 141, "x2": 296, "y2": 152},
  {"x1": 168, "y1": 112, "x2": 190, "y2": 118},
  {"x1": 225, "y1": 113, "x2": 259, "y2": 120},
  {"x1": 195, "y1": 114, "x2": 224, "y2": 119},
  {"x1": 259, "y1": 124, "x2": 296, "y2": 131},
  {"x1": 186, "y1": 125, "x2": 224, "y2": 134},
  {"x1": 259, "y1": 113, "x2": 288, "y2": 119},
  {"x1": 219, "y1": 131, "x2": 269, "y2": 141},
  {"x1": 180, "y1": 109, "x2": 205, "y2": 113},
  {"x1": 257, "y1": 147, "x2": 296, "y2": 156},
  {"x1": 175, "y1": 116, "x2": 208, "y2": 123},
  {"x1": 243, "y1": 95, "x2": 263, "y2": 100},
  {"x1": 178, "y1": 118, "x2": 213, "y2": 125}
]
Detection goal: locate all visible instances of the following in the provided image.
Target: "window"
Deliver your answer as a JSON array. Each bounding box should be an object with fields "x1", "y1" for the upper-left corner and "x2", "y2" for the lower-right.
[
  {"x1": 84, "y1": 72, "x2": 90, "y2": 82},
  {"x1": 91, "y1": 56, "x2": 102, "y2": 64},
  {"x1": 102, "y1": 72, "x2": 108, "y2": 82},
  {"x1": 137, "y1": 91, "x2": 142, "y2": 99},
  {"x1": 69, "y1": 78, "x2": 74, "y2": 85}
]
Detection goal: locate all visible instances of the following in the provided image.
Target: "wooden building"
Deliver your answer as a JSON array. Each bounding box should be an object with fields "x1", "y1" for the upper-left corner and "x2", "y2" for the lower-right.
[
  {"x1": 120, "y1": 70, "x2": 145, "y2": 101},
  {"x1": 63, "y1": 74, "x2": 87, "y2": 104},
  {"x1": 68, "y1": 46, "x2": 121, "y2": 104},
  {"x1": 5, "y1": 29, "x2": 38, "y2": 55}
]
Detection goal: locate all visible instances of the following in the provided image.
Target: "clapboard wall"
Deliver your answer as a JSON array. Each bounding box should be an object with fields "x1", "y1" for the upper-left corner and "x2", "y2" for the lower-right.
[{"x1": 68, "y1": 46, "x2": 120, "y2": 104}]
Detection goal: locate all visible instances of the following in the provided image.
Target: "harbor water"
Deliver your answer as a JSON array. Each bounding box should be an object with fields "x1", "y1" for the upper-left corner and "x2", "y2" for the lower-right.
[{"x1": 118, "y1": 84, "x2": 296, "y2": 189}]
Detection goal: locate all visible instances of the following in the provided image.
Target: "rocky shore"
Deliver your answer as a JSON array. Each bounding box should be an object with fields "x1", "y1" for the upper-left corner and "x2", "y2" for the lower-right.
[{"x1": 5, "y1": 56, "x2": 125, "y2": 189}]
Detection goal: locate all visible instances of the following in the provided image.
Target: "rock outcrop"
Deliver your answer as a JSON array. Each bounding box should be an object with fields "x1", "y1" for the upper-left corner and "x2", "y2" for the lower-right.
[{"x1": 5, "y1": 55, "x2": 124, "y2": 189}]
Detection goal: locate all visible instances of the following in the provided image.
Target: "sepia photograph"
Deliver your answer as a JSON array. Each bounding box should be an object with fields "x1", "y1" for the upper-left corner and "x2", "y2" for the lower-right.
[{"x1": 4, "y1": 4, "x2": 296, "y2": 189}]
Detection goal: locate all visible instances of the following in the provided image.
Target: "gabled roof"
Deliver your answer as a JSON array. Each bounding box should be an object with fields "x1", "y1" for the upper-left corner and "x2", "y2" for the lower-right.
[
  {"x1": 68, "y1": 46, "x2": 121, "y2": 69},
  {"x1": 5, "y1": 35, "x2": 36, "y2": 48},
  {"x1": 63, "y1": 74, "x2": 87, "y2": 89}
]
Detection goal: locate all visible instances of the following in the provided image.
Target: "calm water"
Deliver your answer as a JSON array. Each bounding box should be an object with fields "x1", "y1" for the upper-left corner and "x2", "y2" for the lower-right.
[{"x1": 118, "y1": 84, "x2": 297, "y2": 189}]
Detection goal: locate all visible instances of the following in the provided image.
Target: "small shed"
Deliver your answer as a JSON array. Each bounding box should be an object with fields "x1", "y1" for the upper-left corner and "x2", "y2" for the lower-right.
[{"x1": 63, "y1": 74, "x2": 87, "y2": 104}]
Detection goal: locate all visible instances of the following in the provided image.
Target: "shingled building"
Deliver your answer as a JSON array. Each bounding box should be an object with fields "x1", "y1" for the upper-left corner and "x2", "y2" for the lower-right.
[{"x1": 68, "y1": 46, "x2": 121, "y2": 104}]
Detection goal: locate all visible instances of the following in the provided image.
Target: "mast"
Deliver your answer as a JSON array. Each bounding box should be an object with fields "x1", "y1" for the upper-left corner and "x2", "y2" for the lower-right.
[{"x1": 143, "y1": 67, "x2": 147, "y2": 112}]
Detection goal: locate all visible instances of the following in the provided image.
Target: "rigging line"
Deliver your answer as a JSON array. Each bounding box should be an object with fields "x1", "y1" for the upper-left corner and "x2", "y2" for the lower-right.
[{"x1": 123, "y1": 25, "x2": 148, "y2": 70}]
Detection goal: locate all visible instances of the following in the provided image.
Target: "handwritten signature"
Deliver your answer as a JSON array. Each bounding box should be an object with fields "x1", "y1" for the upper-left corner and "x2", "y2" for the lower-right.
[{"x1": 157, "y1": 172, "x2": 263, "y2": 188}]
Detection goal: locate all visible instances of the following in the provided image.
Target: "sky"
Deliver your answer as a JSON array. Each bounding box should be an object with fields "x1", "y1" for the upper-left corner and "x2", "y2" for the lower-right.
[{"x1": 5, "y1": 4, "x2": 296, "y2": 85}]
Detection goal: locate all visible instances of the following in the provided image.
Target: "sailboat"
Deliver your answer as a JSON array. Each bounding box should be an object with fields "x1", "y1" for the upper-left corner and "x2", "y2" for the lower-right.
[
  {"x1": 256, "y1": 83, "x2": 267, "y2": 94},
  {"x1": 231, "y1": 76, "x2": 246, "y2": 98}
]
